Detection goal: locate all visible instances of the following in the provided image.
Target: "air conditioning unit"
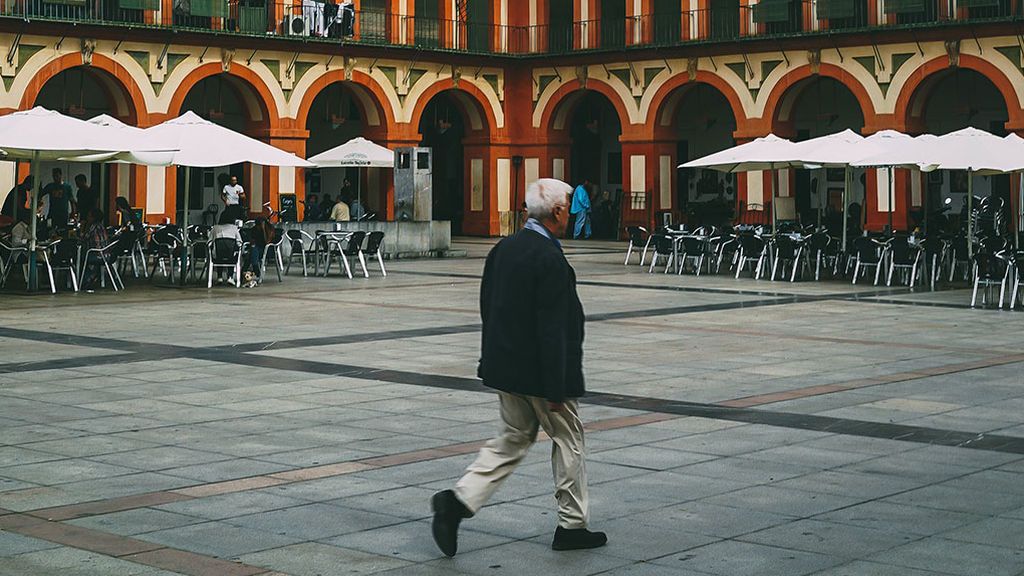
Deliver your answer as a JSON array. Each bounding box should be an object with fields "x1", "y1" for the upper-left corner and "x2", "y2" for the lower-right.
[{"x1": 285, "y1": 7, "x2": 310, "y2": 37}]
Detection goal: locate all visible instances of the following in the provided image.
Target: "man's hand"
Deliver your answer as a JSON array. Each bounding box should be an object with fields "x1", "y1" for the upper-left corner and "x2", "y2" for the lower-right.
[{"x1": 548, "y1": 401, "x2": 564, "y2": 413}]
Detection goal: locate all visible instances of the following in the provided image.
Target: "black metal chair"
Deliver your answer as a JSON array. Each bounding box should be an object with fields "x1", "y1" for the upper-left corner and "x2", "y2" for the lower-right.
[
  {"x1": 971, "y1": 244, "x2": 1010, "y2": 308},
  {"x1": 284, "y1": 229, "x2": 317, "y2": 276},
  {"x1": 51, "y1": 237, "x2": 80, "y2": 292},
  {"x1": 885, "y1": 235, "x2": 923, "y2": 287},
  {"x1": 852, "y1": 236, "x2": 885, "y2": 285},
  {"x1": 207, "y1": 237, "x2": 243, "y2": 288},
  {"x1": 362, "y1": 231, "x2": 386, "y2": 277},
  {"x1": 624, "y1": 226, "x2": 650, "y2": 266},
  {"x1": 260, "y1": 228, "x2": 287, "y2": 282},
  {"x1": 679, "y1": 236, "x2": 710, "y2": 276},
  {"x1": 83, "y1": 237, "x2": 125, "y2": 291},
  {"x1": 919, "y1": 236, "x2": 945, "y2": 291},
  {"x1": 771, "y1": 234, "x2": 803, "y2": 282},
  {"x1": 149, "y1": 225, "x2": 180, "y2": 279},
  {"x1": 647, "y1": 234, "x2": 675, "y2": 273},
  {"x1": 735, "y1": 233, "x2": 767, "y2": 279}
]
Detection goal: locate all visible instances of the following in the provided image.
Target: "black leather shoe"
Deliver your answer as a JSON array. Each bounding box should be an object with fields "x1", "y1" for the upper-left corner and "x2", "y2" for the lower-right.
[
  {"x1": 431, "y1": 490, "x2": 469, "y2": 557},
  {"x1": 551, "y1": 526, "x2": 608, "y2": 551}
]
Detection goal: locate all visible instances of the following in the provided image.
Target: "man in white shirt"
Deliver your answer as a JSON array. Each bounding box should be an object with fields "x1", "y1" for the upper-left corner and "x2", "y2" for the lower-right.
[{"x1": 220, "y1": 175, "x2": 246, "y2": 224}]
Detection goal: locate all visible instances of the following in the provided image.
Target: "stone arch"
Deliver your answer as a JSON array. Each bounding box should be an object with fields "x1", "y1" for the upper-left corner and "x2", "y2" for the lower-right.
[
  {"x1": 645, "y1": 72, "x2": 746, "y2": 132},
  {"x1": 20, "y1": 53, "x2": 149, "y2": 124},
  {"x1": 167, "y1": 62, "x2": 280, "y2": 128},
  {"x1": 295, "y1": 70, "x2": 395, "y2": 130},
  {"x1": 538, "y1": 79, "x2": 631, "y2": 132},
  {"x1": 895, "y1": 54, "x2": 1024, "y2": 132},
  {"x1": 409, "y1": 80, "x2": 497, "y2": 134},
  {"x1": 760, "y1": 64, "x2": 877, "y2": 133}
]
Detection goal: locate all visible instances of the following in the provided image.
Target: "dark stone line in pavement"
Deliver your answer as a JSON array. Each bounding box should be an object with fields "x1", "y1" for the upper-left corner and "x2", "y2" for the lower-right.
[
  {"x1": 0, "y1": 352, "x2": 153, "y2": 375},
  {"x1": 192, "y1": 346, "x2": 1024, "y2": 456},
  {"x1": 5, "y1": 305, "x2": 1022, "y2": 455},
  {"x1": 218, "y1": 323, "x2": 484, "y2": 353}
]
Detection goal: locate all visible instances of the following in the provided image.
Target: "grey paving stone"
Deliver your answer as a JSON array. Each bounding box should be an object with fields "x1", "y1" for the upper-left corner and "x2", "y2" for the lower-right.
[
  {"x1": 136, "y1": 519, "x2": 303, "y2": 558},
  {"x1": 240, "y1": 542, "x2": 412, "y2": 575},
  {"x1": 88, "y1": 445, "x2": 235, "y2": 471},
  {"x1": 815, "y1": 501, "x2": 986, "y2": 537},
  {"x1": 67, "y1": 507, "x2": 204, "y2": 536},
  {"x1": 938, "y1": 516, "x2": 1024, "y2": 549},
  {"x1": 811, "y1": 560, "x2": 943, "y2": 576},
  {"x1": 325, "y1": 519, "x2": 513, "y2": 562},
  {"x1": 0, "y1": 530, "x2": 61, "y2": 556},
  {"x1": 700, "y1": 485, "x2": 863, "y2": 517},
  {"x1": 160, "y1": 458, "x2": 293, "y2": 483},
  {"x1": 737, "y1": 518, "x2": 916, "y2": 557},
  {"x1": 869, "y1": 537, "x2": 1024, "y2": 576},
  {"x1": 464, "y1": 502, "x2": 564, "y2": 539},
  {"x1": 650, "y1": 539, "x2": 843, "y2": 576},
  {"x1": 260, "y1": 473, "x2": 408, "y2": 502},
  {"x1": 328, "y1": 485, "x2": 437, "y2": 520},
  {"x1": 588, "y1": 445, "x2": 716, "y2": 470},
  {"x1": 155, "y1": 489, "x2": 309, "y2": 520},
  {"x1": 882, "y1": 484, "x2": 1024, "y2": 516},
  {"x1": 423, "y1": 540, "x2": 632, "y2": 576},
  {"x1": 674, "y1": 455, "x2": 822, "y2": 485},
  {"x1": 771, "y1": 470, "x2": 923, "y2": 500},
  {"x1": 0, "y1": 459, "x2": 140, "y2": 486},
  {"x1": 4, "y1": 546, "x2": 182, "y2": 576},
  {"x1": 633, "y1": 501, "x2": 797, "y2": 539},
  {"x1": 225, "y1": 502, "x2": 407, "y2": 540}
]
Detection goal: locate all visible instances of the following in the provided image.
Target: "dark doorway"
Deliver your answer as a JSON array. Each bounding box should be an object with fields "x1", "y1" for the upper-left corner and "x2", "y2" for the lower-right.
[{"x1": 419, "y1": 92, "x2": 467, "y2": 234}]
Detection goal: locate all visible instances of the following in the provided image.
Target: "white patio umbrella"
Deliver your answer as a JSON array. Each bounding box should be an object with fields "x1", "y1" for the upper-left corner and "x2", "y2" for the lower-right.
[
  {"x1": 849, "y1": 131, "x2": 937, "y2": 237},
  {"x1": 0, "y1": 107, "x2": 148, "y2": 290},
  {"x1": 308, "y1": 137, "x2": 394, "y2": 167},
  {"x1": 308, "y1": 137, "x2": 394, "y2": 217},
  {"x1": 789, "y1": 130, "x2": 920, "y2": 249},
  {"x1": 1004, "y1": 134, "x2": 1024, "y2": 248},
  {"x1": 926, "y1": 128, "x2": 1024, "y2": 255},
  {"x1": 139, "y1": 111, "x2": 314, "y2": 284},
  {"x1": 681, "y1": 134, "x2": 800, "y2": 233}
]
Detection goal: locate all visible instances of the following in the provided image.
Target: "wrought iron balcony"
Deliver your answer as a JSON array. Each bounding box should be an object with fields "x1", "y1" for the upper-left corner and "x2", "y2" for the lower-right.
[{"x1": 1, "y1": 0, "x2": 1019, "y2": 56}]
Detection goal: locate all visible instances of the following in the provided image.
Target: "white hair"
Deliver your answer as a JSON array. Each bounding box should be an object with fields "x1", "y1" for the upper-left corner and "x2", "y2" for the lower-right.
[{"x1": 525, "y1": 178, "x2": 572, "y2": 220}]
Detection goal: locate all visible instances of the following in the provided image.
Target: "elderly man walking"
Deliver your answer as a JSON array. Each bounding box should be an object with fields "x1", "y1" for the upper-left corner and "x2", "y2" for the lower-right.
[{"x1": 430, "y1": 178, "x2": 607, "y2": 557}]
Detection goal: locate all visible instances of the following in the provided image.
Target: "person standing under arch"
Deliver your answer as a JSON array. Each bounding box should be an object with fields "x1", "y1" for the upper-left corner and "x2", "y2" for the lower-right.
[
  {"x1": 571, "y1": 179, "x2": 592, "y2": 239},
  {"x1": 220, "y1": 175, "x2": 245, "y2": 224}
]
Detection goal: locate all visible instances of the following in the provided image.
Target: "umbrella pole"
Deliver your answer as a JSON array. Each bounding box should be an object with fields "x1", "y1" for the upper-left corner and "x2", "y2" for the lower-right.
[
  {"x1": 27, "y1": 151, "x2": 41, "y2": 292},
  {"x1": 179, "y1": 167, "x2": 190, "y2": 286},
  {"x1": 12, "y1": 160, "x2": 19, "y2": 223},
  {"x1": 1011, "y1": 171, "x2": 1019, "y2": 250},
  {"x1": 98, "y1": 164, "x2": 106, "y2": 224},
  {"x1": 967, "y1": 170, "x2": 974, "y2": 261},
  {"x1": 887, "y1": 168, "x2": 893, "y2": 233},
  {"x1": 771, "y1": 170, "x2": 777, "y2": 235},
  {"x1": 842, "y1": 166, "x2": 849, "y2": 252}
]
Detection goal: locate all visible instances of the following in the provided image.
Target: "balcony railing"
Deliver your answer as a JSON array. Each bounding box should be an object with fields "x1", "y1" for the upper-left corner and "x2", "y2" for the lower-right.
[{"x1": 2, "y1": 0, "x2": 1021, "y2": 55}]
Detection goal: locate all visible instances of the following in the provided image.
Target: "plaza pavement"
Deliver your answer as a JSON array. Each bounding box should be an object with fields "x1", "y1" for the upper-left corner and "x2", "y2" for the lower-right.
[{"x1": 1, "y1": 237, "x2": 1023, "y2": 576}]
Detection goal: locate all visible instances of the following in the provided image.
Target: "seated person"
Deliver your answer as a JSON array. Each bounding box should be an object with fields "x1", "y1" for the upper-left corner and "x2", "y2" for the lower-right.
[
  {"x1": 330, "y1": 195, "x2": 351, "y2": 222},
  {"x1": 115, "y1": 197, "x2": 143, "y2": 234},
  {"x1": 246, "y1": 218, "x2": 276, "y2": 282},
  {"x1": 304, "y1": 194, "x2": 321, "y2": 221},
  {"x1": 211, "y1": 221, "x2": 243, "y2": 285},
  {"x1": 80, "y1": 208, "x2": 110, "y2": 291},
  {"x1": 350, "y1": 196, "x2": 366, "y2": 220}
]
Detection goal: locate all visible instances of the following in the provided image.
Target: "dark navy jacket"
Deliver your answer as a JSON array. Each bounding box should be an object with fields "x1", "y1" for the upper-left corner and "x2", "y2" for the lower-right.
[{"x1": 477, "y1": 227, "x2": 585, "y2": 402}]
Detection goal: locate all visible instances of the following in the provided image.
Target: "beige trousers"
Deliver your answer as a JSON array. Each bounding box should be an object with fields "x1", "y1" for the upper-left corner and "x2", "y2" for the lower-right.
[{"x1": 454, "y1": 391, "x2": 589, "y2": 529}]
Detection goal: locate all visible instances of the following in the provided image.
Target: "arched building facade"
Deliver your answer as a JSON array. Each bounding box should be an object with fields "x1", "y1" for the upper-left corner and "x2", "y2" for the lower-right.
[{"x1": 1, "y1": 1, "x2": 1022, "y2": 235}]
